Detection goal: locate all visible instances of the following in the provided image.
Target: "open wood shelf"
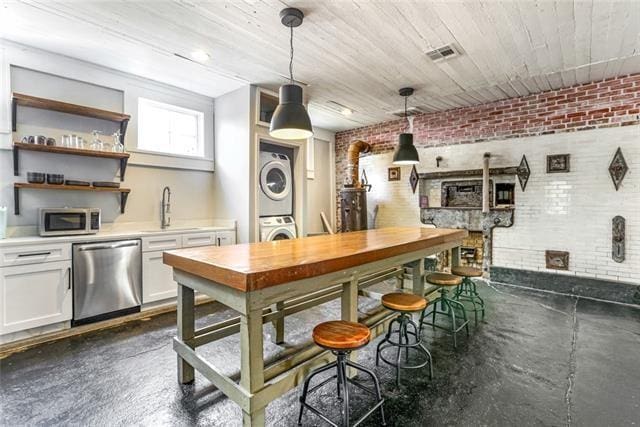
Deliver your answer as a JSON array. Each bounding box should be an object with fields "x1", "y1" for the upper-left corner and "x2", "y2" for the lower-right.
[
  {"x1": 13, "y1": 183, "x2": 131, "y2": 215},
  {"x1": 418, "y1": 166, "x2": 519, "y2": 180},
  {"x1": 11, "y1": 92, "x2": 130, "y2": 153},
  {"x1": 13, "y1": 141, "x2": 129, "y2": 159},
  {"x1": 12, "y1": 93, "x2": 130, "y2": 123},
  {"x1": 14, "y1": 183, "x2": 130, "y2": 192},
  {"x1": 12, "y1": 142, "x2": 129, "y2": 181}
]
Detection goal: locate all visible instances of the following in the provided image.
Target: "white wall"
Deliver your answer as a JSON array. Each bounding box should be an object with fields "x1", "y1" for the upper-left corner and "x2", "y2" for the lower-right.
[
  {"x1": 358, "y1": 125, "x2": 640, "y2": 284},
  {"x1": 213, "y1": 86, "x2": 251, "y2": 243},
  {"x1": 306, "y1": 137, "x2": 334, "y2": 233}
]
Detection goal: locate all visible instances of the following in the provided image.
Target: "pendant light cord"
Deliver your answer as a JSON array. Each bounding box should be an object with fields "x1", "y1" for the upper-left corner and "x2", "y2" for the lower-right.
[
  {"x1": 289, "y1": 25, "x2": 294, "y2": 84},
  {"x1": 405, "y1": 95, "x2": 409, "y2": 130}
]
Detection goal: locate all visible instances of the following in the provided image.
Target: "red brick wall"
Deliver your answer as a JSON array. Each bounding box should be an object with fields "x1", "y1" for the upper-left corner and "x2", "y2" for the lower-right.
[{"x1": 335, "y1": 74, "x2": 640, "y2": 188}]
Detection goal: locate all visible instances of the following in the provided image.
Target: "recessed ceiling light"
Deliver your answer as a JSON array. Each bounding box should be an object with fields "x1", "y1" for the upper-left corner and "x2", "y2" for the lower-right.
[
  {"x1": 190, "y1": 50, "x2": 210, "y2": 62},
  {"x1": 327, "y1": 101, "x2": 355, "y2": 117}
]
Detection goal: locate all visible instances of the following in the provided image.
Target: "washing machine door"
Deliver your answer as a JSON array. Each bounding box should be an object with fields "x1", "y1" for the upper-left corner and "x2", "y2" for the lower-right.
[
  {"x1": 267, "y1": 228, "x2": 295, "y2": 241},
  {"x1": 260, "y1": 161, "x2": 292, "y2": 201}
]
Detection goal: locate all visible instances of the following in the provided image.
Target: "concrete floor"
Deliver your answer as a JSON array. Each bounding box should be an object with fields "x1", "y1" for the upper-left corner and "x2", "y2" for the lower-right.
[{"x1": 1, "y1": 281, "x2": 639, "y2": 426}]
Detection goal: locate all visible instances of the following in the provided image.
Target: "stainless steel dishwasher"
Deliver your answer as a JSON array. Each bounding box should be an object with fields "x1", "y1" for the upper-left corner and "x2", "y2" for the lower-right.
[{"x1": 72, "y1": 239, "x2": 142, "y2": 325}]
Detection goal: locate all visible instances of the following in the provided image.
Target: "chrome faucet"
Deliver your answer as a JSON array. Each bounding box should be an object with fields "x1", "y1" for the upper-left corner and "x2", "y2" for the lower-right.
[{"x1": 161, "y1": 186, "x2": 171, "y2": 229}]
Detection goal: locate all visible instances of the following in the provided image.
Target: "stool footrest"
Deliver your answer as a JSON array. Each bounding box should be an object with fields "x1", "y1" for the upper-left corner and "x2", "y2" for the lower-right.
[
  {"x1": 298, "y1": 352, "x2": 386, "y2": 427},
  {"x1": 419, "y1": 287, "x2": 471, "y2": 349},
  {"x1": 376, "y1": 312, "x2": 434, "y2": 386}
]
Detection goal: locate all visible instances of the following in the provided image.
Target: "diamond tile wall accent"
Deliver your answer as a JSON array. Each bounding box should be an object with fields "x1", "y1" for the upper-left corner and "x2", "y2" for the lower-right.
[
  {"x1": 409, "y1": 165, "x2": 419, "y2": 194},
  {"x1": 608, "y1": 147, "x2": 628, "y2": 191},
  {"x1": 517, "y1": 155, "x2": 530, "y2": 191}
]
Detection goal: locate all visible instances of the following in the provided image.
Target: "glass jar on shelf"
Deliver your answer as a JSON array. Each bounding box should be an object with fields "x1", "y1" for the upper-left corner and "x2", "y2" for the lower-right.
[
  {"x1": 111, "y1": 130, "x2": 124, "y2": 153},
  {"x1": 90, "y1": 130, "x2": 104, "y2": 151}
]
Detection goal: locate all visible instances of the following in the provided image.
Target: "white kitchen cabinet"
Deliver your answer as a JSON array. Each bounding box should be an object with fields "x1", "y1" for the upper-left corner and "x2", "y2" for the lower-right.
[
  {"x1": 141, "y1": 234, "x2": 181, "y2": 252},
  {"x1": 0, "y1": 243, "x2": 71, "y2": 267},
  {"x1": 142, "y1": 251, "x2": 177, "y2": 303},
  {"x1": 182, "y1": 232, "x2": 217, "y2": 248},
  {"x1": 0, "y1": 260, "x2": 72, "y2": 335},
  {"x1": 216, "y1": 230, "x2": 236, "y2": 246}
]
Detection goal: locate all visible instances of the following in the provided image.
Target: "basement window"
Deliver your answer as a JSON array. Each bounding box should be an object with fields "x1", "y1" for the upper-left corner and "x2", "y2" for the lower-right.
[{"x1": 138, "y1": 98, "x2": 205, "y2": 157}]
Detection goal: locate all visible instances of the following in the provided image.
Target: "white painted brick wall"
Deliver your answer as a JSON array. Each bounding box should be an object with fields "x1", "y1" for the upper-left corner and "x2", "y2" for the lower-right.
[{"x1": 359, "y1": 125, "x2": 640, "y2": 284}]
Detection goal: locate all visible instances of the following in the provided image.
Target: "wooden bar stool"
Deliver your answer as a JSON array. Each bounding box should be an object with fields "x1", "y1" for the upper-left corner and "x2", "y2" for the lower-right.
[
  {"x1": 298, "y1": 321, "x2": 386, "y2": 427},
  {"x1": 451, "y1": 266, "x2": 486, "y2": 326},
  {"x1": 376, "y1": 293, "x2": 433, "y2": 386},
  {"x1": 419, "y1": 273, "x2": 470, "y2": 349}
]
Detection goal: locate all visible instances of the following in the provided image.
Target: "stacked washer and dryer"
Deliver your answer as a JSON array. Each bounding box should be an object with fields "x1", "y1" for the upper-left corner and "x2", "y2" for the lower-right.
[{"x1": 259, "y1": 150, "x2": 298, "y2": 241}]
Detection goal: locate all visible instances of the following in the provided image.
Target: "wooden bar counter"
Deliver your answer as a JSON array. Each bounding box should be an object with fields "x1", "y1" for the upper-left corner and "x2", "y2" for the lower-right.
[{"x1": 163, "y1": 226, "x2": 467, "y2": 426}]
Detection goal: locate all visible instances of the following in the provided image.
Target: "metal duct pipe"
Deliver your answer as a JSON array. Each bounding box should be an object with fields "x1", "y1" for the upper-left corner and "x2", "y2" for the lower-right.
[
  {"x1": 482, "y1": 153, "x2": 491, "y2": 213},
  {"x1": 345, "y1": 140, "x2": 371, "y2": 188}
]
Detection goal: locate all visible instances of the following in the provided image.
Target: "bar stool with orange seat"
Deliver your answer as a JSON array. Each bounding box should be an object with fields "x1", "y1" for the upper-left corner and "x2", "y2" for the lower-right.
[
  {"x1": 376, "y1": 293, "x2": 433, "y2": 386},
  {"x1": 419, "y1": 272, "x2": 470, "y2": 349},
  {"x1": 451, "y1": 266, "x2": 486, "y2": 326},
  {"x1": 298, "y1": 320, "x2": 386, "y2": 426}
]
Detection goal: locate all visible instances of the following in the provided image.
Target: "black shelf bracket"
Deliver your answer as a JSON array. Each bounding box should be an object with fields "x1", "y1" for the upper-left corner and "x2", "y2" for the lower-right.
[
  {"x1": 14, "y1": 187, "x2": 20, "y2": 215},
  {"x1": 120, "y1": 157, "x2": 128, "y2": 182},
  {"x1": 11, "y1": 97, "x2": 17, "y2": 132},
  {"x1": 120, "y1": 192, "x2": 129, "y2": 214},
  {"x1": 13, "y1": 145, "x2": 19, "y2": 176},
  {"x1": 120, "y1": 119, "x2": 129, "y2": 144}
]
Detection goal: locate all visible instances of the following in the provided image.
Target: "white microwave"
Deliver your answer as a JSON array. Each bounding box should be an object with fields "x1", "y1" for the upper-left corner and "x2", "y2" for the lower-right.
[{"x1": 39, "y1": 208, "x2": 101, "y2": 237}]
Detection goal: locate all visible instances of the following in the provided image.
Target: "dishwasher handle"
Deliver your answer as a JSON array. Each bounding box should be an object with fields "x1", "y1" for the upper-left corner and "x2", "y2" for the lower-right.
[{"x1": 77, "y1": 241, "x2": 140, "y2": 252}]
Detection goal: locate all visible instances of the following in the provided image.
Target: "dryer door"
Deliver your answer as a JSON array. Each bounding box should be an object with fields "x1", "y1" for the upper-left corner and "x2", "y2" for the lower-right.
[
  {"x1": 260, "y1": 161, "x2": 292, "y2": 201},
  {"x1": 266, "y1": 228, "x2": 295, "y2": 241}
]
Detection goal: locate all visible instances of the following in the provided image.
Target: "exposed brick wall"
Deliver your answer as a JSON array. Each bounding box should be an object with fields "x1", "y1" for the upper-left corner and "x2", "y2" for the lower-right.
[{"x1": 335, "y1": 73, "x2": 640, "y2": 189}]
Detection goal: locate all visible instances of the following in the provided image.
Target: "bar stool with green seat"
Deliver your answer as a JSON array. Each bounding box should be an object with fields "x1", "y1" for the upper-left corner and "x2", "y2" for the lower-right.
[
  {"x1": 419, "y1": 272, "x2": 470, "y2": 349},
  {"x1": 451, "y1": 266, "x2": 485, "y2": 326},
  {"x1": 376, "y1": 293, "x2": 434, "y2": 386},
  {"x1": 298, "y1": 320, "x2": 386, "y2": 426}
]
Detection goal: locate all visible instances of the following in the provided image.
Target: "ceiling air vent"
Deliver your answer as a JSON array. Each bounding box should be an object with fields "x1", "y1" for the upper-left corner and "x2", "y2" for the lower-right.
[
  {"x1": 425, "y1": 44, "x2": 460, "y2": 62},
  {"x1": 391, "y1": 106, "x2": 428, "y2": 118}
]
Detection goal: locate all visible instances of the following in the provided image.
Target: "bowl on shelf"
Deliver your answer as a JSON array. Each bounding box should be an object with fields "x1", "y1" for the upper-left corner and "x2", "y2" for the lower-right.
[
  {"x1": 46, "y1": 174, "x2": 64, "y2": 185},
  {"x1": 27, "y1": 172, "x2": 45, "y2": 184}
]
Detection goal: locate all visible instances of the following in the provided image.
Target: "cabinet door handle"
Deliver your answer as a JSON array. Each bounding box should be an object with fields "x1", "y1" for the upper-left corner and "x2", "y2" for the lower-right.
[
  {"x1": 67, "y1": 267, "x2": 71, "y2": 290},
  {"x1": 78, "y1": 242, "x2": 139, "y2": 251},
  {"x1": 17, "y1": 251, "x2": 52, "y2": 257},
  {"x1": 217, "y1": 237, "x2": 221, "y2": 246}
]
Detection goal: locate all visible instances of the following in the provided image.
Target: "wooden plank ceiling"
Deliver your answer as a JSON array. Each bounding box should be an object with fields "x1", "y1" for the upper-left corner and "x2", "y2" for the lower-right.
[{"x1": 2, "y1": 0, "x2": 639, "y2": 131}]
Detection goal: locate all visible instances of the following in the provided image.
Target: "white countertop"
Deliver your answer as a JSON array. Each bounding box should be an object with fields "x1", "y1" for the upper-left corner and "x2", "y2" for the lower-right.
[{"x1": 0, "y1": 220, "x2": 236, "y2": 247}]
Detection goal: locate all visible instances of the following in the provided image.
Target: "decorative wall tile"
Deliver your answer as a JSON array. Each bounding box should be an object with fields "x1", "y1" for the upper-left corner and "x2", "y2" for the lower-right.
[
  {"x1": 612, "y1": 216, "x2": 625, "y2": 263},
  {"x1": 409, "y1": 165, "x2": 419, "y2": 193},
  {"x1": 608, "y1": 147, "x2": 628, "y2": 191},
  {"x1": 546, "y1": 154, "x2": 570, "y2": 173},
  {"x1": 517, "y1": 155, "x2": 530, "y2": 191},
  {"x1": 545, "y1": 250, "x2": 569, "y2": 270}
]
